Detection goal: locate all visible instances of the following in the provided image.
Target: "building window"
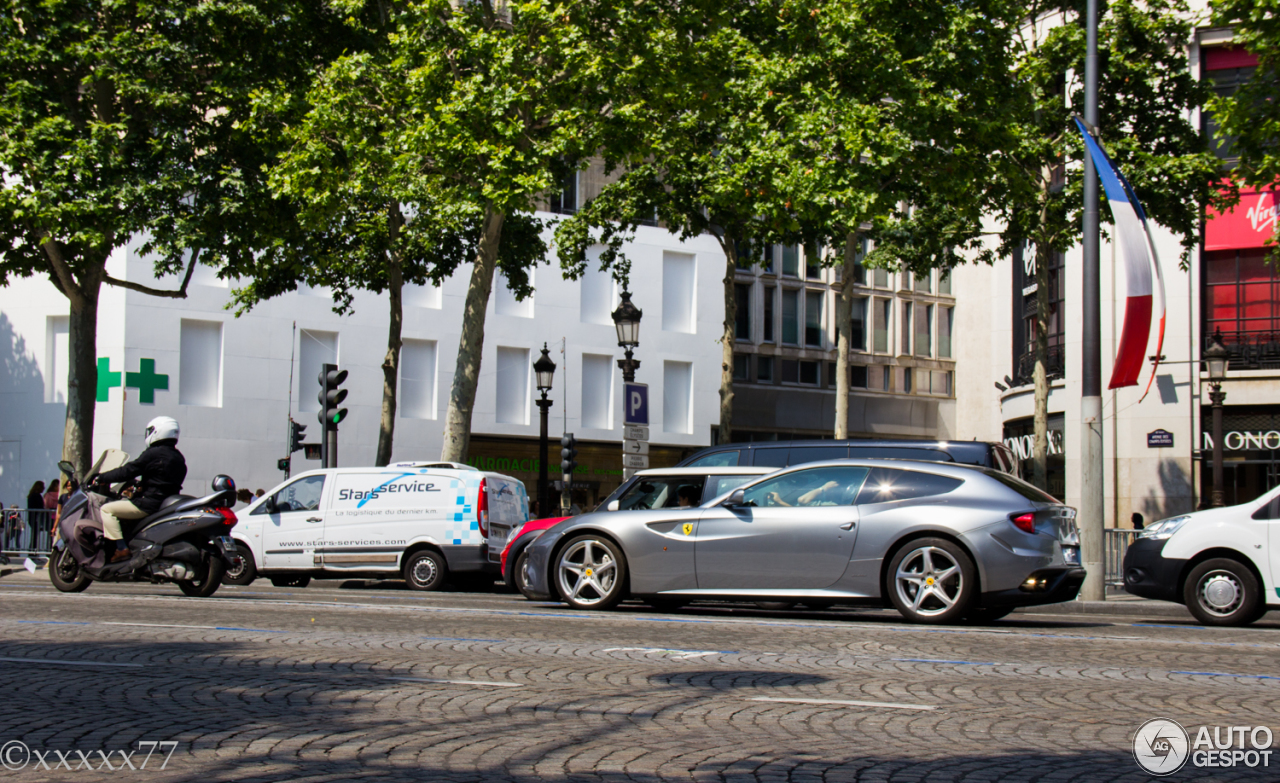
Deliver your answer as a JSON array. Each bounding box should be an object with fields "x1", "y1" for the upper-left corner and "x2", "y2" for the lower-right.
[
  {"x1": 901, "y1": 301, "x2": 913, "y2": 355},
  {"x1": 851, "y1": 364, "x2": 868, "y2": 388},
  {"x1": 761, "y1": 243, "x2": 776, "y2": 274},
  {"x1": 903, "y1": 367, "x2": 913, "y2": 394},
  {"x1": 733, "y1": 354, "x2": 750, "y2": 381},
  {"x1": 851, "y1": 297, "x2": 868, "y2": 351},
  {"x1": 1203, "y1": 49, "x2": 1256, "y2": 163},
  {"x1": 298, "y1": 329, "x2": 338, "y2": 413},
  {"x1": 805, "y1": 246, "x2": 821, "y2": 280},
  {"x1": 799, "y1": 360, "x2": 820, "y2": 385},
  {"x1": 939, "y1": 306, "x2": 953, "y2": 358},
  {"x1": 873, "y1": 268, "x2": 889, "y2": 288},
  {"x1": 938, "y1": 271, "x2": 952, "y2": 295},
  {"x1": 662, "y1": 251, "x2": 696, "y2": 334},
  {"x1": 400, "y1": 339, "x2": 438, "y2": 420},
  {"x1": 850, "y1": 237, "x2": 869, "y2": 285},
  {"x1": 763, "y1": 286, "x2": 776, "y2": 342},
  {"x1": 781, "y1": 289, "x2": 800, "y2": 344},
  {"x1": 757, "y1": 356, "x2": 774, "y2": 382},
  {"x1": 403, "y1": 282, "x2": 442, "y2": 309},
  {"x1": 1012, "y1": 245, "x2": 1066, "y2": 384},
  {"x1": 873, "y1": 298, "x2": 891, "y2": 353},
  {"x1": 549, "y1": 169, "x2": 577, "y2": 214},
  {"x1": 1205, "y1": 247, "x2": 1280, "y2": 341},
  {"x1": 179, "y1": 319, "x2": 223, "y2": 407},
  {"x1": 580, "y1": 260, "x2": 617, "y2": 325},
  {"x1": 581, "y1": 353, "x2": 614, "y2": 430},
  {"x1": 780, "y1": 359, "x2": 799, "y2": 383},
  {"x1": 915, "y1": 304, "x2": 933, "y2": 357},
  {"x1": 495, "y1": 268, "x2": 534, "y2": 318},
  {"x1": 663, "y1": 360, "x2": 693, "y2": 434},
  {"x1": 781, "y1": 244, "x2": 800, "y2": 276},
  {"x1": 734, "y1": 283, "x2": 752, "y2": 341},
  {"x1": 915, "y1": 272, "x2": 932, "y2": 293},
  {"x1": 495, "y1": 347, "x2": 530, "y2": 425},
  {"x1": 45, "y1": 315, "x2": 69, "y2": 404},
  {"x1": 805, "y1": 290, "x2": 824, "y2": 347},
  {"x1": 881, "y1": 365, "x2": 891, "y2": 391},
  {"x1": 827, "y1": 362, "x2": 837, "y2": 387}
]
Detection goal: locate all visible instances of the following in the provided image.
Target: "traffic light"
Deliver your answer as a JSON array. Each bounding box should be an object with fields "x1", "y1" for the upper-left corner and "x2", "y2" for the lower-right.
[
  {"x1": 317, "y1": 364, "x2": 349, "y2": 429},
  {"x1": 560, "y1": 433, "x2": 578, "y2": 475},
  {"x1": 289, "y1": 420, "x2": 307, "y2": 453},
  {"x1": 277, "y1": 457, "x2": 290, "y2": 472}
]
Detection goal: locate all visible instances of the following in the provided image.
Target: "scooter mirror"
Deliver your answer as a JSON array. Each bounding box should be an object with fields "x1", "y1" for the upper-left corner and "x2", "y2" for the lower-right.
[{"x1": 57, "y1": 460, "x2": 76, "y2": 479}]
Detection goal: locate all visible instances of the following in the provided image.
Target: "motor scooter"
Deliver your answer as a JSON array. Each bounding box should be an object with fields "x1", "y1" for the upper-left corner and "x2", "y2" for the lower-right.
[{"x1": 48, "y1": 455, "x2": 239, "y2": 597}]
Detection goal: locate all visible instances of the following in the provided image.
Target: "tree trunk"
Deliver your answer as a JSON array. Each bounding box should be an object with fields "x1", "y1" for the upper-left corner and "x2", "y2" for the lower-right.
[
  {"x1": 717, "y1": 236, "x2": 738, "y2": 445},
  {"x1": 834, "y1": 232, "x2": 859, "y2": 439},
  {"x1": 440, "y1": 205, "x2": 504, "y2": 463},
  {"x1": 1032, "y1": 242, "x2": 1051, "y2": 491},
  {"x1": 376, "y1": 206, "x2": 405, "y2": 467},
  {"x1": 64, "y1": 281, "x2": 101, "y2": 478}
]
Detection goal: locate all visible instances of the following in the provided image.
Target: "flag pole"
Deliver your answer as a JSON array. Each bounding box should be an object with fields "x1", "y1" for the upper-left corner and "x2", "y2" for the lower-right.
[{"x1": 1080, "y1": 0, "x2": 1106, "y2": 602}]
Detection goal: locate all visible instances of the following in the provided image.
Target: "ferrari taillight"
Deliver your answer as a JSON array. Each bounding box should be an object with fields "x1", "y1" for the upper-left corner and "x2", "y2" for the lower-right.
[{"x1": 1010, "y1": 512, "x2": 1036, "y2": 534}]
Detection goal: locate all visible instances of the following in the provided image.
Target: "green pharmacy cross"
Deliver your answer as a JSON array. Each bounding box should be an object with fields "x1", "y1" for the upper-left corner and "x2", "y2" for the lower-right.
[
  {"x1": 125, "y1": 359, "x2": 169, "y2": 404},
  {"x1": 96, "y1": 358, "x2": 122, "y2": 402}
]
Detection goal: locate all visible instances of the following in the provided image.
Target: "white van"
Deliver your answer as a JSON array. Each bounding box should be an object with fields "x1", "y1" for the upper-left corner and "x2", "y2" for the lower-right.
[{"x1": 225, "y1": 462, "x2": 528, "y2": 591}]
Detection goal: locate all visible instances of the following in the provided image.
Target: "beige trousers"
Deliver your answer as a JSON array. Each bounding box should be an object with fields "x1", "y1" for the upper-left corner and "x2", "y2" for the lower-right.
[{"x1": 100, "y1": 499, "x2": 146, "y2": 541}]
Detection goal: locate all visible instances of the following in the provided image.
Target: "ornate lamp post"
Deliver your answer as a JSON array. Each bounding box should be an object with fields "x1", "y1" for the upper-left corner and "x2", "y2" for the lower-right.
[
  {"x1": 1205, "y1": 329, "x2": 1230, "y2": 507},
  {"x1": 612, "y1": 290, "x2": 643, "y2": 383},
  {"x1": 533, "y1": 344, "x2": 557, "y2": 518}
]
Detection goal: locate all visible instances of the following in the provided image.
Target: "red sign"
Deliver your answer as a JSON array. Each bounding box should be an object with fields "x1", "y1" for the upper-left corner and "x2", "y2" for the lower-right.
[{"x1": 1205, "y1": 188, "x2": 1278, "y2": 251}]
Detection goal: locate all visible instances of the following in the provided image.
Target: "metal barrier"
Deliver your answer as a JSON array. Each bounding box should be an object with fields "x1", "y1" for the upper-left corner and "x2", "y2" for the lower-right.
[
  {"x1": 1104, "y1": 528, "x2": 1140, "y2": 587},
  {"x1": 1, "y1": 509, "x2": 55, "y2": 559}
]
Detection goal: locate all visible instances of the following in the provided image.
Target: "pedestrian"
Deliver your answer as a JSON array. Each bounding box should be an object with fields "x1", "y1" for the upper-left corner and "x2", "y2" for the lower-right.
[
  {"x1": 255, "y1": 488, "x2": 265, "y2": 498},
  {"x1": 43, "y1": 479, "x2": 60, "y2": 511},
  {"x1": 1131, "y1": 512, "x2": 1144, "y2": 531},
  {"x1": 26, "y1": 481, "x2": 45, "y2": 514},
  {"x1": 236, "y1": 489, "x2": 254, "y2": 509},
  {"x1": 21, "y1": 481, "x2": 43, "y2": 553}
]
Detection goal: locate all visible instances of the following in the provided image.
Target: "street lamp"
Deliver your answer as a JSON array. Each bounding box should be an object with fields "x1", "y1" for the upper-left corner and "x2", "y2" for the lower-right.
[
  {"x1": 533, "y1": 343, "x2": 557, "y2": 518},
  {"x1": 1205, "y1": 329, "x2": 1230, "y2": 508},
  {"x1": 612, "y1": 289, "x2": 643, "y2": 383}
]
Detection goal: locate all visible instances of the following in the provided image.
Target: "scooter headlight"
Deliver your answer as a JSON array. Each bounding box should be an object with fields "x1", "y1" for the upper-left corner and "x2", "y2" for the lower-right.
[{"x1": 1138, "y1": 515, "x2": 1191, "y2": 541}]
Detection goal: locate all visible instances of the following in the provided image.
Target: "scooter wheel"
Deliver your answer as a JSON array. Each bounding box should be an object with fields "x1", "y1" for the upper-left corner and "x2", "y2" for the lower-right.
[
  {"x1": 178, "y1": 556, "x2": 225, "y2": 598},
  {"x1": 48, "y1": 548, "x2": 91, "y2": 593}
]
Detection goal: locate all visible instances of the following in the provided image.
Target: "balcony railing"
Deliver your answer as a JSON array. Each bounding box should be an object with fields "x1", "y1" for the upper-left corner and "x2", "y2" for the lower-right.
[
  {"x1": 1013, "y1": 345, "x2": 1065, "y2": 387},
  {"x1": 1208, "y1": 330, "x2": 1280, "y2": 370}
]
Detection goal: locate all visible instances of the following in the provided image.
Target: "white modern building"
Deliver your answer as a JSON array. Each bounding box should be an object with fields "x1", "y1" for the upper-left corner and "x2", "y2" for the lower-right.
[{"x1": 0, "y1": 216, "x2": 727, "y2": 510}]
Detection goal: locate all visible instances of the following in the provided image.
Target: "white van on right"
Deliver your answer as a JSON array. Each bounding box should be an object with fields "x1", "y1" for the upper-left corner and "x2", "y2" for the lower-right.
[{"x1": 1123, "y1": 484, "x2": 1280, "y2": 625}]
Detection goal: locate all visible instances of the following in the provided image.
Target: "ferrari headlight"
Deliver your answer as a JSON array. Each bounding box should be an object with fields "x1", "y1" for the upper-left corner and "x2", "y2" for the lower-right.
[{"x1": 1138, "y1": 515, "x2": 1191, "y2": 541}]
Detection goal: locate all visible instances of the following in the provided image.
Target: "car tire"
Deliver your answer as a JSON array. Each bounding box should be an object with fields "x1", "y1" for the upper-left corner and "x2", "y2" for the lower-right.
[
  {"x1": 222, "y1": 544, "x2": 257, "y2": 586},
  {"x1": 48, "y1": 547, "x2": 91, "y2": 593},
  {"x1": 966, "y1": 606, "x2": 1015, "y2": 624},
  {"x1": 1183, "y1": 558, "x2": 1262, "y2": 627},
  {"x1": 886, "y1": 537, "x2": 977, "y2": 624},
  {"x1": 648, "y1": 597, "x2": 689, "y2": 611},
  {"x1": 178, "y1": 556, "x2": 225, "y2": 598},
  {"x1": 514, "y1": 549, "x2": 539, "y2": 600},
  {"x1": 269, "y1": 575, "x2": 311, "y2": 588},
  {"x1": 555, "y1": 534, "x2": 627, "y2": 610},
  {"x1": 403, "y1": 550, "x2": 447, "y2": 592}
]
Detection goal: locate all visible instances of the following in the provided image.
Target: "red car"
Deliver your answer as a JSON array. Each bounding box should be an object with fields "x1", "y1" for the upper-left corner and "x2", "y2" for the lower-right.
[{"x1": 501, "y1": 516, "x2": 569, "y2": 597}]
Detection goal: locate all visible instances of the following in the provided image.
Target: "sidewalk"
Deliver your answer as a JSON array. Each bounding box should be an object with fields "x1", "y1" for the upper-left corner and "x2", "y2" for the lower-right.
[{"x1": 1014, "y1": 594, "x2": 1198, "y2": 620}]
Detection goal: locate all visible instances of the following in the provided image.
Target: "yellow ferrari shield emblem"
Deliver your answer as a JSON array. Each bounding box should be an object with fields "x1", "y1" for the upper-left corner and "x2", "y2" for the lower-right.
[
  {"x1": 925, "y1": 576, "x2": 935, "y2": 586},
  {"x1": 682, "y1": 523, "x2": 693, "y2": 536}
]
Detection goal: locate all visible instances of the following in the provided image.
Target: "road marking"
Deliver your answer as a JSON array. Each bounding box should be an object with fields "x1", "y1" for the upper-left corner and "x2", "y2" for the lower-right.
[
  {"x1": 749, "y1": 697, "x2": 935, "y2": 711},
  {"x1": 0, "y1": 656, "x2": 142, "y2": 668},
  {"x1": 894, "y1": 658, "x2": 999, "y2": 666},
  {"x1": 387, "y1": 676, "x2": 521, "y2": 688},
  {"x1": 602, "y1": 646, "x2": 735, "y2": 657},
  {"x1": 1172, "y1": 670, "x2": 1280, "y2": 681}
]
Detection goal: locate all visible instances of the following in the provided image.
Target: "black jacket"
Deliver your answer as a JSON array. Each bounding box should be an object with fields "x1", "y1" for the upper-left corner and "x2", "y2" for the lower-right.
[{"x1": 97, "y1": 440, "x2": 187, "y2": 514}]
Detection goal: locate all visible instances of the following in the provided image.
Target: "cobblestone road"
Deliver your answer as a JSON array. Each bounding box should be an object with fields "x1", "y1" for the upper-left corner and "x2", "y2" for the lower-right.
[{"x1": 0, "y1": 576, "x2": 1277, "y2": 781}]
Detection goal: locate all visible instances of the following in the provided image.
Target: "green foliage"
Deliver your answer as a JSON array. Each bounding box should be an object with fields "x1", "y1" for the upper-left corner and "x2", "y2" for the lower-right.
[{"x1": 1001, "y1": 0, "x2": 1221, "y2": 267}]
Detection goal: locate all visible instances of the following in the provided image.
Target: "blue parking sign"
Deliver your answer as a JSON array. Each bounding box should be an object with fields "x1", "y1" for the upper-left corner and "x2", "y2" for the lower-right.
[{"x1": 624, "y1": 382, "x2": 649, "y2": 426}]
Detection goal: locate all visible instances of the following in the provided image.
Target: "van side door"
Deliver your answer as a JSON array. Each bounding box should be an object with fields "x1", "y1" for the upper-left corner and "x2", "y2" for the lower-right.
[{"x1": 255, "y1": 475, "x2": 327, "y2": 570}]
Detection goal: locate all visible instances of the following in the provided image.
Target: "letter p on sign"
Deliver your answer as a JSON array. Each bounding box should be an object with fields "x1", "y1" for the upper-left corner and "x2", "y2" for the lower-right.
[{"x1": 624, "y1": 382, "x2": 649, "y2": 426}]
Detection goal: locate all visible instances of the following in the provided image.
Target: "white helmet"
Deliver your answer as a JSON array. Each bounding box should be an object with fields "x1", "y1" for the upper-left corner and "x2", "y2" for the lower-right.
[{"x1": 144, "y1": 416, "x2": 180, "y2": 447}]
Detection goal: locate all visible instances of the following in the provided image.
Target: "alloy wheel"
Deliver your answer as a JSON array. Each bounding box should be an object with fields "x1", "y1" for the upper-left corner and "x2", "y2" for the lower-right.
[
  {"x1": 556, "y1": 539, "x2": 618, "y2": 607},
  {"x1": 894, "y1": 545, "x2": 964, "y2": 617}
]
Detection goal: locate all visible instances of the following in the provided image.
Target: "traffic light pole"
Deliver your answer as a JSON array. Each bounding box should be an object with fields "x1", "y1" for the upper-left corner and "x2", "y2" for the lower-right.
[
  {"x1": 326, "y1": 426, "x2": 338, "y2": 470},
  {"x1": 317, "y1": 363, "x2": 349, "y2": 470}
]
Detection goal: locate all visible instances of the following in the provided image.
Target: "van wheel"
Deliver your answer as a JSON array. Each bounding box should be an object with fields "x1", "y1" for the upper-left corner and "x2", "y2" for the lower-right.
[
  {"x1": 886, "y1": 538, "x2": 976, "y2": 624},
  {"x1": 403, "y1": 550, "x2": 447, "y2": 591},
  {"x1": 49, "y1": 547, "x2": 91, "y2": 593},
  {"x1": 1184, "y1": 558, "x2": 1261, "y2": 626},
  {"x1": 555, "y1": 535, "x2": 627, "y2": 610},
  {"x1": 222, "y1": 545, "x2": 257, "y2": 586},
  {"x1": 178, "y1": 557, "x2": 225, "y2": 598}
]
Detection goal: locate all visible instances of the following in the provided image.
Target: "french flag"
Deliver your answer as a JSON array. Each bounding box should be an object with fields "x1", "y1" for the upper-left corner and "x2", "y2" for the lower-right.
[{"x1": 1074, "y1": 118, "x2": 1166, "y2": 395}]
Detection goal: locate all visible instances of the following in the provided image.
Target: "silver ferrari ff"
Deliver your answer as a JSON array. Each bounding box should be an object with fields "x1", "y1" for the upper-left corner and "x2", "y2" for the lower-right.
[{"x1": 521, "y1": 459, "x2": 1084, "y2": 624}]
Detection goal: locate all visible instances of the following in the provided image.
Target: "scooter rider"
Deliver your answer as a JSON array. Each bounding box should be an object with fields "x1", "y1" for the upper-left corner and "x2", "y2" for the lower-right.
[{"x1": 93, "y1": 416, "x2": 187, "y2": 563}]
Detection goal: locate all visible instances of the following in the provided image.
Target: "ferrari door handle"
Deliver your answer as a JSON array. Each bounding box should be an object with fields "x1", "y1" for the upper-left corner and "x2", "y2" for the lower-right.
[
  {"x1": 839, "y1": 522, "x2": 856, "y2": 530},
  {"x1": 307, "y1": 517, "x2": 322, "y2": 523}
]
